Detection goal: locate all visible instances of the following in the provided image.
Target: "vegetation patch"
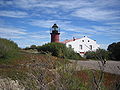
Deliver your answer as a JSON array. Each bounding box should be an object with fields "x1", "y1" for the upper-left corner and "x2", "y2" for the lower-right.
[
  {"x1": 84, "y1": 48, "x2": 110, "y2": 60},
  {"x1": 107, "y1": 42, "x2": 120, "y2": 60},
  {"x1": 0, "y1": 38, "x2": 19, "y2": 61},
  {"x1": 37, "y1": 42, "x2": 83, "y2": 60}
]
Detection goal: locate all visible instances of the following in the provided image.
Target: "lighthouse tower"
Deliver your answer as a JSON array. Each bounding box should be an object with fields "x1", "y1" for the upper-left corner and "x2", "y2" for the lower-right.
[{"x1": 50, "y1": 24, "x2": 60, "y2": 43}]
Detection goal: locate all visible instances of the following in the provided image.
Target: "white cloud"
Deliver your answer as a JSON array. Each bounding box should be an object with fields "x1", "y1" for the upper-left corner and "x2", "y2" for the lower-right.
[
  {"x1": 29, "y1": 19, "x2": 98, "y2": 41},
  {"x1": 0, "y1": 11, "x2": 28, "y2": 18},
  {"x1": 0, "y1": 0, "x2": 13, "y2": 6},
  {"x1": 29, "y1": 20, "x2": 57, "y2": 28},
  {"x1": 91, "y1": 25, "x2": 120, "y2": 40},
  {"x1": 0, "y1": 27, "x2": 27, "y2": 34},
  {"x1": 29, "y1": 19, "x2": 71, "y2": 28},
  {"x1": 71, "y1": 8, "x2": 119, "y2": 21},
  {"x1": 29, "y1": 19, "x2": 98, "y2": 36},
  {"x1": 15, "y1": 37, "x2": 49, "y2": 48},
  {"x1": 0, "y1": 26, "x2": 50, "y2": 47},
  {"x1": 12, "y1": 0, "x2": 78, "y2": 9},
  {"x1": 106, "y1": 22, "x2": 120, "y2": 25},
  {"x1": 0, "y1": 27, "x2": 27, "y2": 39},
  {"x1": 8, "y1": 0, "x2": 119, "y2": 10},
  {"x1": 0, "y1": 33, "x2": 23, "y2": 39},
  {"x1": 31, "y1": 35, "x2": 49, "y2": 39},
  {"x1": 91, "y1": 25, "x2": 120, "y2": 33},
  {"x1": 0, "y1": 0, "x2": 119, "y2": 21},
  {"x1": 0, "y1": 0, "x2": 119, "y2": 48},
  {"x1": 93, "y1": 0, "x2": 120, "y2": 7},
  {"x1": 99, "y1": 44, "x2": 109, "y2": 50}
]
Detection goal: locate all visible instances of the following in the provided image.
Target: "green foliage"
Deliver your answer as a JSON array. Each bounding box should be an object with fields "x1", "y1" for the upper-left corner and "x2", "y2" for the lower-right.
[
  {"x1": 24, "y1": 47, "x2": 30, "y2": 50},
  {"x1": 24, "y1": 45, "x2": 37, "y2": 50},
  {"x1": 107, "y1": 42, "x2": 120, "y2": 60},
  {"x1": 84, "y1": 51, "x2": 96, "y2": 59},
  {"x1": 66, "y1": 47, "x2": 82, "y2": 60},
  {"x1": 30, "y1": 45, "x2": 37, "y2": 49},
  {"x1": 0, "y1": 38, "x2": 19, "y2": 59},
  {"x1": 37, "y1": 42, "x2": 83, "y2": 60},
  {"x1": 84, "y1": 48, "x2": 109, "y2": 60},
  {"x1": 95, "y1": 48, "x2": 110, "y2": 60},
  {"x1": 58, "y1": 63, "x2": 87, "y2": 90}
]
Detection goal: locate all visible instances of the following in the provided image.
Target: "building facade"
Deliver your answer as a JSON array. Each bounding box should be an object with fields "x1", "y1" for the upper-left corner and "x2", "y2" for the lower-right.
[{"x1": 61, "y1": 36, "x2": 100, "y2": 56}]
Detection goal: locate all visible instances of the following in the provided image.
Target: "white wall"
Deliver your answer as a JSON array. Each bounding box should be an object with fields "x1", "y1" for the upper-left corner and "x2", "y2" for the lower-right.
[{"x1": 65, "y1": 36, "x2": 99, "y2": 56}]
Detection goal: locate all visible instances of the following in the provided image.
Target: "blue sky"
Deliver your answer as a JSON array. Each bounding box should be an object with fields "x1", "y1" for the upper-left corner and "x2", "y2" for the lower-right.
[{"x1": 0, "y1": 0, "x2": 120, "y2": 49}]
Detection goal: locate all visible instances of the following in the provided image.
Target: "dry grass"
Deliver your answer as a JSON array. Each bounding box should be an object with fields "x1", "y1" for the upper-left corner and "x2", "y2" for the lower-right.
[
  {"x1": 0, "y1": 51, "x2": 120, "y2": 90},
  {"x1": 76, "y1": 70, "x2": 120, "y2": 90}
]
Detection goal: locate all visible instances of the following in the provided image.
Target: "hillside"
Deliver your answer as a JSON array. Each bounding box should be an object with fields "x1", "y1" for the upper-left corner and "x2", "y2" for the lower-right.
[{"x1": 0, "y1": 51, "x2": 120, "y2": 90}]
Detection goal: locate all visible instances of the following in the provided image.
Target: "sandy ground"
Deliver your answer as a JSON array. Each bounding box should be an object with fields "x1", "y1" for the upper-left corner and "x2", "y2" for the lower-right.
[{"x1": 71, "y1": 60, "x2": 120, "y2": 75}]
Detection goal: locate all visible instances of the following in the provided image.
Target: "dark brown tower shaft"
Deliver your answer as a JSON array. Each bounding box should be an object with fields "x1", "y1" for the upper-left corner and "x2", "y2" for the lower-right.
[
  {"x1": 50, "y1": 24, "x2": 60, "y2": 43},
  {"x1": 51, "y1": 33, "x2": 60, "y2": 42}
]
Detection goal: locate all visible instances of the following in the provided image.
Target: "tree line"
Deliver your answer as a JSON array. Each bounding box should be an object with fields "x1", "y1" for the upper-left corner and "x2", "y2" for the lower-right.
[{"x1": 0, "y1": 37, "x2": 120, "y2": 60}]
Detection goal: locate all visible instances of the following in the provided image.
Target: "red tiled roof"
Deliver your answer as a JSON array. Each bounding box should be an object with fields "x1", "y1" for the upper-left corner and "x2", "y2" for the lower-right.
[{"x1": 60, "y1": 38, "x2": 81, "y2": 44}]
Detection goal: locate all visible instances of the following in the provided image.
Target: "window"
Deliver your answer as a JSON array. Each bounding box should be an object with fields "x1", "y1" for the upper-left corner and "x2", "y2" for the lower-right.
[
  {"x1": 68, "y1": 44, "x2": 72, "y2": 48},
  {"x1": 90, "y1": 45, "x2": 92, "y2": 50},
  {"x1": 88, "y1": 40, "x2": 90, "y2": 42},
  {"x1": 80, "y1": 45, "x2": 82, "y2": 50},
  {"x1": 82, "y1": 40, "x2": 84, "y2": 42}
]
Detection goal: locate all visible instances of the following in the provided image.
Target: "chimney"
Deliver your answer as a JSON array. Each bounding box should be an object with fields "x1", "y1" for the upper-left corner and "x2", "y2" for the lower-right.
[{"x1": 73, "y1": 37, "x2": 75, "y2": 41}]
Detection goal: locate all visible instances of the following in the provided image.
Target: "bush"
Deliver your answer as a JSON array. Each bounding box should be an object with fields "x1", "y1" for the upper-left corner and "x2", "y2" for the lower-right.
[
  {"x1": 107, "y1": 42, "x2": 120, "y2": 60},
  {"x1": 24, "y1": 47, "x2": 30, "y2": 50},
  {"x1": 84, "y1": 51, "x2": 96, "y2": 60},
  {"x1": 37, "y1": 43, "x2": 82, "y2": 60},
  {"x1": 30, "y1": 45, "x2": 37, "y2": 49},
  {"x1": 95, "y1": 49, "x2": 110, "y2": 60},
  {"x1": 84, "y1": 48, "x2": 109, "y2": 60},
  {"x1": 0, "y1": 38, "x2": 19, "y2": 59},
  {"x1": 66, "y1": 48, "x2": 82, "y2": 60}
]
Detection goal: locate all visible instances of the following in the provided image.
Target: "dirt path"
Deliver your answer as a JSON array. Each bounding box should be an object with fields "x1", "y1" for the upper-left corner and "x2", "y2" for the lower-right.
[{"x1": 71, "y1": 60, "x2": 120, "y2": 75}]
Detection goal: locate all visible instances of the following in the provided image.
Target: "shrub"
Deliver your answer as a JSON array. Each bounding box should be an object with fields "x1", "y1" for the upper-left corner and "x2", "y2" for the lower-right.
[
  {"x1": 30, "y1": 45, "x2": 37, "y2": 49},
  {"x1": 0, "y1": 38, "x2": 19, "y2": 59},
  {"x1": 84, "y1": 48, "x2": 109, "y2": 60},
  {"x1": 84, "y1": 51, "x2": 96, "y2": 60},
  {"x1": 24, "y1": 47, "x2": 30, "y2": 50},
  {"x1": 95, "y1": 48, "x2": 110, "y2": 60},
  {"x1": 66, "y1": 47, "x2": 82, "y2": 60},
  {"x1": 37, "y1": 43, "x2": 82, "y2": 60}
]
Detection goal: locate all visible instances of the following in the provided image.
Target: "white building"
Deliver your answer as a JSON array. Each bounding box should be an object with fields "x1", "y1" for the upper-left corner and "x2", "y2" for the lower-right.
[
  {"x1": 50, "y1": 24, "x2": 100, "y2": 57},
  {"x1": 61, "y1": 36, "x2": 100, "y2": 56}
]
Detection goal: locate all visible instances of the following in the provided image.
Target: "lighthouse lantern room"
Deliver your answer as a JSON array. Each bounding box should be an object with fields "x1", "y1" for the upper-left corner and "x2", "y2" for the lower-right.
[{"x1": 50, "y1": 24, "x2": 60, "y2": 43}]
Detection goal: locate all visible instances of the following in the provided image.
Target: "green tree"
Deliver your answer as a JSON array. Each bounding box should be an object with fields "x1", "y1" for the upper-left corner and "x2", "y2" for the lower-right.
[
  {"x1": 37, "y1": 43, "x2": 82, "y2": 60},
  {"x1": 95, "y1": 48, "x2": 110, "y2": 60},
  {"x1": 107, "y1": 42, "x2": 120, "y2": 60},
  {"x1": 84, "y1": 48, "x2": 109, "y2": 60},
  {"x1": 30, "y1": 45, "x2": 37, "y2": 49},
  {"x1": 24, "y1": 47, "x2": 30, "y2": 50},
  {"x1": 84, "y1": 51, "x2": 96, "y2": 59}
]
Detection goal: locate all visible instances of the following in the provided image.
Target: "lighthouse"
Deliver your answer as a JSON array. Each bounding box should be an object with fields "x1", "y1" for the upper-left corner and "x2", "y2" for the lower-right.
[{"x1": 50, "y1": 24, "x2": 60, "y2": 43}]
